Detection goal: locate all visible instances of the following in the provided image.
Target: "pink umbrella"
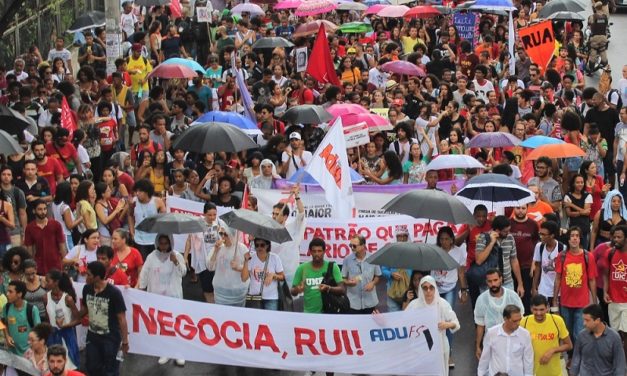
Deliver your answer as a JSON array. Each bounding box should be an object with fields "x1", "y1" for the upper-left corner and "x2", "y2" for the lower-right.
[
  {"x1": 341, "y1": 113, "x2": 392, "y2": 132},
  {"x1": 148, "y1": 64, "x2": 197, "y2": 79},
  {"x1": 274, "y1": 0, "x2": 301, "y2": 9},
  {"x1": 376, "y1": 4, "x2": 410, "y2": 17},
  {"x1": 365, "y1": 4, "x2": 386, "y2": 14},
  {"x1": 327, "y1": 103, "x2": 369, "y2": 118},
  {"x1": 295, "y1": 0, "x2": 337, "y2": 16},
  {"x1": 381, "y1": 61, "x2": 426, "y2": 77},
  {"x1": 293, "y1": 20, "x2": 338, "y2": 37}
]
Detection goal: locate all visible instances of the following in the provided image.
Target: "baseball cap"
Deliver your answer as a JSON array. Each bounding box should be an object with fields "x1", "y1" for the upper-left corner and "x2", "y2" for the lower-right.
[{"x1": 289, "y1": 132, "x2": 301, "y2": 140}]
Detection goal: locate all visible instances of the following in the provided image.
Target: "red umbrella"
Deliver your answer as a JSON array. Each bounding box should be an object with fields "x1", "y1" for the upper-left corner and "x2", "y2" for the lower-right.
[
  {"x1": 404, "y1": 5, "x2": 442, "y2": 18},
  {"x1": 148, "y1": 64, "x2": 197, "y2": 79},
  {"x1": 340, "y1": 113, "x2": 392, "y2": 132},
  {"x1": 293, "y1": 20, "x2": 338, "y2": 38}
]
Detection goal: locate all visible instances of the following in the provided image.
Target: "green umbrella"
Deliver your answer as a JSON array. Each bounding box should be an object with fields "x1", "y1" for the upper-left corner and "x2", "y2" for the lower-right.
[{"x1": 338, "y1": 22, "x2": 373, "y2": 34}]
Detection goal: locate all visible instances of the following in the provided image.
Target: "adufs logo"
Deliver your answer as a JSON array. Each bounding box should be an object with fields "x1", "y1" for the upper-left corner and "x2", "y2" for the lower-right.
[{"x1": 369, "y1": 325, "x2": 434, "y2": 350}]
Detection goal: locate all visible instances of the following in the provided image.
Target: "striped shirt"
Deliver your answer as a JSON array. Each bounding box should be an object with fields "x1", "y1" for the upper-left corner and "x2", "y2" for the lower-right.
[{"x1": 476, "y1": 234, "x2": 518, "y2": 286}]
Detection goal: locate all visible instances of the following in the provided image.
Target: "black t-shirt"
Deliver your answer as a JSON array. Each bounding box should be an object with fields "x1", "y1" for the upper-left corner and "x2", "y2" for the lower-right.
[
  {"x1": 161, "y1": 36, "x2": 182, "y2": 59},
  {"x1": 584, "y1": 107, "x2": 619, "y2": 148},
  {"x1": 211, "y1": 194, "x2": 241, "y2": 209},
  {"x1": 16, "y1": 178, "x2": 50, "y2": 222},
  {"x1": 439, "y1": 114, "x2": 467, "y2": 141},
  {"x1": 82, "y1": 283, "x2": 126, "y2": 340}
]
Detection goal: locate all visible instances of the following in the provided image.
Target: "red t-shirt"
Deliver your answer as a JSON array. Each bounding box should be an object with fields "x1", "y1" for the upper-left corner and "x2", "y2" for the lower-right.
[
  {"x1": 23, "y1": 219, "x2": 65, "y2": 275},
  {"x1": 593, "y1": 242, "x2": 611, "y2": 289},
  {"x1": 555, "y1": 250, "x2": 598, "y2": 308},
  {"x1": 509, "y1": 218, "x2": 539, "y2": 269},
  {"x1": 36, "y1": 157, "x2": 64, "y2": 196},
  {"x1": 112, "y1": 247, "x2": 144, "y2": 287},
  {"x1": 106, "y1": 266, "x2": 130, "y2": 286},
  {"x1": 608, "y1": 249, "x2": 627, "y2": 303},
  {"x1": 45, "y1": 142, "x2": 78, "y2": 178},
  {"x1": 459, "y1": 220, "x2": 492, "y2": 269},
  {"x1": 45, "y1": 370, "x2": 85, "y2": 376},
  {"x1": 98, "y1": 119, "x2": 117, "y2": 152}
]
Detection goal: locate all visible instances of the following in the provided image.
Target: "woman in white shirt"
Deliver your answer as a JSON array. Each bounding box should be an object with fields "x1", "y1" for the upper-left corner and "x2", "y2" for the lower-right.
[
  {"x1": 52, "y1": 182, "x2": 83, "y2": 249},
  {"x1": 241, "y1": 238, "x2": 285, "y2": 311},
  {"x1": 63, "y1": 229, "x2": 100, "y2": 283},
  {"x1": 431, "y1": 226, "x2": 468, "y2": 368}
]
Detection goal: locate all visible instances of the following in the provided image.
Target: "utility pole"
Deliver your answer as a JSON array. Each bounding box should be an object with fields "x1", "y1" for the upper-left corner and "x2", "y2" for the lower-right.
[{"x1": 104, "y1": 0, "x2": 122, "y2": 75}]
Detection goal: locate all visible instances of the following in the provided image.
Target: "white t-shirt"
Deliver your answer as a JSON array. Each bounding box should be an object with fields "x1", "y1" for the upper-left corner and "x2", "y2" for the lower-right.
[
  {"x1": 473, "y1": 79, "x2": 495, "y2": 103},
  {"x1": 368, "y1": 68, "x2": 388, "y2": 90},
  {"x1": 77, "y1": 145, "x2": 90, "y2": 174},
  {"x1": 415, "y1": 116, "x2": 439, "y2": 157},
  {"x1": 619, "y1": 78, "x2": 627, "y2": 107},
  {"x1": 432, "y1": 245, "x2": 467, "y2": 293},
  {"x1": 281, "y1": 149, "x2": 313, "y2": 179},
  {"x1": 246, "y1": 252, "x2": 284, "y2": 299},
  {"x1": 120, "y1": 12, "x2": 137, "y2": 39},
  {"x1": 64, "y1": 245, "x2": 98, "y2": 283},
  {"x1": 387, "y1": 139, "x2": 415, "y2": 164},
  {"x1": 532, "y1": 241, "x2": 563, "y2": 297}
]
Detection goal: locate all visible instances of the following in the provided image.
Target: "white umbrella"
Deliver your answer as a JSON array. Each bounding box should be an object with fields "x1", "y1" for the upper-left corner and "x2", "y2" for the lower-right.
[
  {"x1": 337, "y1": 1, "x2": 368, "y2": 10},
  {"x1": 426, "y1": 154, "x2": 485, "y2": 171}
]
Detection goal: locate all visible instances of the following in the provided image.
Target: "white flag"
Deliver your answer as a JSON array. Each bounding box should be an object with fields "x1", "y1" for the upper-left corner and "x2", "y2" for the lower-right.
[{"x1": 304, "y1": 118, "x2": 355, "y2": 218}]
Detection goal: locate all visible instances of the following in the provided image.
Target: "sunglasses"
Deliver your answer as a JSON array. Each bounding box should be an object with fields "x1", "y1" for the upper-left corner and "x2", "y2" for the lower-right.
[
  {"x1": 254, "y1": 242, "x2": 268, "y2": 248},
  {"x1": 421, "y1": 285, "x2": 435, "y2": 291}
]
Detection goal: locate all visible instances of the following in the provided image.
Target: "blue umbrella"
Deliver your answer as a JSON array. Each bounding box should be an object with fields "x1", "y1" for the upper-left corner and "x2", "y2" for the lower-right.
[
  {"x1": 193, "y1": 111, "x2": 261, "y2": 136},
  {"x1": 520, "y1": 136, "x2": 566, "y2": 149},
  {"x1": 161, "y1": 58, "x2": 206, "y2": 75},
  {"x1": 288, "y1": 167, "x2": 364, "y2": 185},
  {"x1": 470, "y1": 0, "x2": 515, "y2": 10}
]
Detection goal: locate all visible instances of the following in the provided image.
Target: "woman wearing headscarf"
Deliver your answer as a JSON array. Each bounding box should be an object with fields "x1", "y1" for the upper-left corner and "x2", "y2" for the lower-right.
[
  {"x1": 590, "y1": 190, "x2": 627, "y2": 250},
  {"x1": 405, "y1": 276, "x2": 460, "y2": 375},
  {"x1": 208, "y1": 224, "x2": 249, "y2": 307},
  {"x1": 249, "y1": 159, "x2": 281, "y2": 190},
  {"x1": 138, "y1": 233, "x2": 187, "y2": 366}
]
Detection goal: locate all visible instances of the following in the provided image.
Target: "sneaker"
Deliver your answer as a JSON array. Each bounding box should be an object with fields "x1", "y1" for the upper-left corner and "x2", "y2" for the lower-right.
[
  {"x1": 448, "y1": 358, "x2": 455, "y2": 368},
  {"x1": 158, "y1": 357, "x2": 170, "y2": 365},
  {"x1": 175, "y1": 359, "x2": 185, "y2": 366}
]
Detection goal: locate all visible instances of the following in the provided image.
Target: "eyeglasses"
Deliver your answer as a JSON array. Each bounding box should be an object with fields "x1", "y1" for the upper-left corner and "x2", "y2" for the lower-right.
[
  {"x1": 254, "y1": 242, "x2": 267, "y2": 248},
  {"x1": 421, "y1": 285, "x2": 435, "y2": 291}
]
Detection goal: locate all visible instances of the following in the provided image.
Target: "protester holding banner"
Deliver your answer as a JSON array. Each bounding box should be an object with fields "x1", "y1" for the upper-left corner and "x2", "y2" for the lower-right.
[
  {"x1": 139, "y1": 234, "x2": 186, "y2": 366},
  {"x1": 208, "y1": 225, "x2": 249, "y2": 307},
  {"x1": 406, "y1": 275, "x2": 459, "y2": 374}
]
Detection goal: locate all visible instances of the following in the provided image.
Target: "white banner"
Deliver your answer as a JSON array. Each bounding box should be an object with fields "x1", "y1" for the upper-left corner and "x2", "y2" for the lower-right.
[
  {"x1": 77, "y1": 284, "x2": 443, "y2": 375},
  {"x1": 166, "y1": 196, "x2": 464, "y2": 265},
  {"x1": 344, "y1": 122, "x2": 370, "y2": 148}
]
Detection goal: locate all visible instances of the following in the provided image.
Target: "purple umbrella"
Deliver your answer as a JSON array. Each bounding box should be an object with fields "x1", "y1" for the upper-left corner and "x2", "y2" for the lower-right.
[
  {"x1": 467, "y1": 132, "x2": 521, "y2": 148},
  {"x1": 380, "y1": 61, "x2": 426, "y2": 77}
]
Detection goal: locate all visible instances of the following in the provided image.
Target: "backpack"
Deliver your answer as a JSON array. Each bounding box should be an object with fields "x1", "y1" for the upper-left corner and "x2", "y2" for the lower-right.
[
  {"x1": 608, "y1": 89, "x2": 623, "y2": 110},
  {"x1": 320, "y1": 261, "x2": 350, "y2": 314},
  {"x1": 466, "y1": 233, "x2": 504, "y2": 288},
  {"x1": 539, "y1": 241, "x2": 566, "y2": 260},
  {"x1": 4, "y1": 302, "x2": 36, "y2": 329},
  {"x1": 132, "y1": 141, "x2": 160, "y2": 163}
]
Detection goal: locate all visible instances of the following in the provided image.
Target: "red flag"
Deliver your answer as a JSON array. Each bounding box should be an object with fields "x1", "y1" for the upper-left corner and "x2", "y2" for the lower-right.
[
  {"x1": 169, "y1": 0, "x2": 182, "y2": 19},
  {"x1": 306, "y1": 24, "x2": 341, "y2": 87},
  {"x1": 60, "y1": 96, "x2": 77, "y2": 138}
]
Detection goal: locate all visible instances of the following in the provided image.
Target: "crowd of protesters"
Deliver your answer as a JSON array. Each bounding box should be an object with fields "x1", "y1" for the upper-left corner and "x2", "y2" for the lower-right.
[{"x1": 0, "y1": 0, "x2": 625, "y2": 374}]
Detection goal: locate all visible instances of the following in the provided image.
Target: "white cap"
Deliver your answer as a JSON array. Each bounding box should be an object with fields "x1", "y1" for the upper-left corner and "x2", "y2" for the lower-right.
[{"x1": 289, "y1": 132, "x2": 301, "y2": 140}]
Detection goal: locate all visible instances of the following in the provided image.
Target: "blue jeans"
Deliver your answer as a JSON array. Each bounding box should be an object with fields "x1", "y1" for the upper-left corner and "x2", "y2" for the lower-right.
[
  {"x1": 85, "y1": 332, "x2": 120, "y2": 376},
  {"x1": 387, "y1": 297, "x2": 402, "y2": 312},
  {"x1": 440, "y1": 288, "x2": 457, "y2": 349},
  {"x1": 263, "y1": 299, "x2": 278, "y2": 311},
  {"x1": 560, "y1": 306, "x2": 584, "y2": 346},
  {"x1": 65, "y1": 235, "x2": 74, "y2": 250}
]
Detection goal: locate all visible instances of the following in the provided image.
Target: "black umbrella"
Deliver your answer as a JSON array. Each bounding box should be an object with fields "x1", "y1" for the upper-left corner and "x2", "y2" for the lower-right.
[
  {"x1": 67, "y1": 11, "x2": 106, "y2": 33},
  {"x1": 538, "y1": 0, "x2": 585, "y2": 18},
  {"x1": 0, "y1": 105, "x2": 30, "y2": 135},
  {"x1": 547, "y1": 11, "x2": 585, "y2": 21},
  {"x1": 221, "y1": 209, "x2": 292, "y2": 243},
  {"x1": 281, "y1": 105, "x2": 333, "y2": 124},
  {"x1": 137, "y1": 213, "x2": 207, "y2": 234},
  {"x1": 0, "y1": 130, "x2": 22, "y2": 155},
  {"x1": 455, "y1": 173, "x2": 535, "y2": 211},
  {"x1": 366, "y1": 242, "x2": 460, "y2": 271},
  {"x1": 172, "y1": 122, "x2": 258, "y2": 153},
  {"x1": 252, "y1": 37, "x2": 295, "y2": 50},
  {"x1": 383, "y1": 189, "x2": 476, "y2": 224}
]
